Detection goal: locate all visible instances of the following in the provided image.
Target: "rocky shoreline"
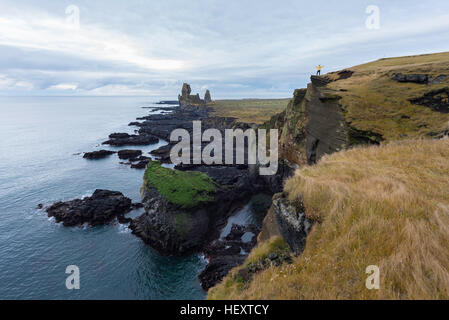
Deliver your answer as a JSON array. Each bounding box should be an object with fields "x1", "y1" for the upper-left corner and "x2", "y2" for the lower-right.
[
  {"x1": 45, "y1": 189, "x2": 142, "y2": 227},
  {"x1": 123, "y1": 95, "x2": 296, "y2": 289},
  {"x1": 43, "y1": 87, "x2": 296, "y2": 291}
]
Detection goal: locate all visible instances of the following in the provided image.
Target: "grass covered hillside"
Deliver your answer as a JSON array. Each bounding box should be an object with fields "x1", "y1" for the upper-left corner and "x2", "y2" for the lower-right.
[
  {"x1": 209, "y1": 138, "x2": 449, "y2": 299},
  {"x1": 210, "y1": 98, "x2": 289, "y2": 124},
  {"x1": 326, "y1": 52, "x2": 449, "y2": 141}
]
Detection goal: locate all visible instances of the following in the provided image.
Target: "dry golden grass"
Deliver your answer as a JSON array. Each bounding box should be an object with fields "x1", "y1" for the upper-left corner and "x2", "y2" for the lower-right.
[
  {"x1": 209, "y1": 99, "x2": 289, "y2": 124},
  {"x1": 327, "y1": 52, "x2": 449, "y2": 140},
  {"x1": 209, "y1": 138, "x2": 449, "y2": 300}
]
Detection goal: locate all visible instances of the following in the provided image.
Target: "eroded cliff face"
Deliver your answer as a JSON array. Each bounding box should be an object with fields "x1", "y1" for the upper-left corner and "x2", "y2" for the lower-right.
[
  {"x1": 279, "y1": 89, "x2": 307, "y2": 165},
  {"x1": 258, "y1": 78, "x2": 343, "y2": 255},
  {"x1": 264, "y1": 76, "x2": 348, "y2": 166},
  {"x1": 304, "y1": 77, "x2": 348, "y2": 164},
  {"x1": 271, "y1": 193, "x2": 312, "y2": 255},
  {"x1": 259, "y1": 58, "x2": 449, "y2": 254}
]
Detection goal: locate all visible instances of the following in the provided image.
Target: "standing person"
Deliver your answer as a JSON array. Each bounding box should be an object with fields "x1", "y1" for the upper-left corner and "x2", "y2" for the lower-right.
[{"x1": 316, "y1": 65, "x2": 323, "y2": 75}]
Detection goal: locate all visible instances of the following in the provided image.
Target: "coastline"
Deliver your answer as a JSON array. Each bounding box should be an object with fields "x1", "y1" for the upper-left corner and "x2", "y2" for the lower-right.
[{"x1": 86, "y1": 97, "x2": 295, "y2": 291}]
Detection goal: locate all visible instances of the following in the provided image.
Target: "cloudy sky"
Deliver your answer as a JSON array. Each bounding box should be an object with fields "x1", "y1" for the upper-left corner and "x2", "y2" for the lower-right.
[{"x1": 1, "y1": 0, "x2": 449, "y2": 98}]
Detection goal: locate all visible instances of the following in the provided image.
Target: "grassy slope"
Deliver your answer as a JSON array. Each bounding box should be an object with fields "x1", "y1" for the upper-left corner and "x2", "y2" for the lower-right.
[
  {"x1": 327, "y1": 52, "x2": 449, "y2": 140},
  {"x1": 209, "y1": 99, "x2": 290, "y2": 124},
  {"x1": 144, "y1": 161, "x2": 216, "y2": 208},
  {"x1": 209, "y1": 138, "x2": 449, "y2": 299}
]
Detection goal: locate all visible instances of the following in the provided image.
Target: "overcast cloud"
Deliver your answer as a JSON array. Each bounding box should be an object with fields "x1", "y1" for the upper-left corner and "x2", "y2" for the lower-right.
[{"x1": 0, "y1": 0, "x2": 448, "y2": 98}]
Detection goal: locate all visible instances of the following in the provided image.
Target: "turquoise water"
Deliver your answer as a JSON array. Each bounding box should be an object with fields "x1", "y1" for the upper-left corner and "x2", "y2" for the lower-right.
[{"x1": 0, "y1": 96, "x2": 207, "y2": 299}]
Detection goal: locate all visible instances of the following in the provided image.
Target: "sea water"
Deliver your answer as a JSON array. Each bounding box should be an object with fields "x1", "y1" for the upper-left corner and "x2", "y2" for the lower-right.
[{"x1": 0, "y1": 96, "x2": 207, "y2": 299}]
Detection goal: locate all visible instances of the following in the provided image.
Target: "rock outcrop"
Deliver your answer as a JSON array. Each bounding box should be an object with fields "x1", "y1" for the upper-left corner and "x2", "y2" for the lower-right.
[
  {"x1": 129, "y1": 158, "x2": 282, "y2": 256},
  {"x1": 271, "y1": 193, "x2": 312, "y2": 255},
  {"x1": 304, "y1": 77, "x2": 348, "y2": 164},
  {"x1": 46, "y1": 190, "x2": 134, "y2": 227},
  {"x1": 117, "y1": 149, "x2": 142, "y2": 160},
  {"x1": 199, "y1": 223, "x2": 259, "y2": 290},
  {"x1": 102, "y1": 132, "x2": 158, "y2": 146},
  {"x1": 392, "y1": 73, "x2": 430, "y2": 84},
  {"x1": 257, "y1": 204, "x2": 281, "y2": 243},
  {"x1": 130, "y1": 179, "x2": 216, "y2": 254},
  {"x1": 392, "y1": 73, "x2": 449, "y2": 85},
  {"x1": 83, "y1": 150, "x2": 116, "y2": 159},
  {"x1": 263, "y1": 77, "x2": 349, "y2": 165},
  {"x1": 178, "y1": 83, "x2": 212, "y2": 107},
  {"x1": 204, "y1": 90, "x2": 212, "y2": 103},
  {"x1": 257, "y1": 193, "x2": 312, "y2": 255},
  {"x1": 409, "y1": 88, "x2": 449, "y2": 113}
]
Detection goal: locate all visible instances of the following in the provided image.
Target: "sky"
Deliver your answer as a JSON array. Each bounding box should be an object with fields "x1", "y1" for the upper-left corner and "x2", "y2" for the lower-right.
[{"x1": 0, "y1": 0, "x2": 449, "y2": 98}]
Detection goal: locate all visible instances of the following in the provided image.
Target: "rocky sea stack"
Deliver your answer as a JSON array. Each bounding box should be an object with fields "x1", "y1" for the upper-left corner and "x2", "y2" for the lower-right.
[
  {"x1": 46, "y1": 189, "x2": 134, "y2": 227},
  {"x1": 178, "y1": 83, "x2": 213, "y2": 108},
  {"x1": 130, "y1": 160, "x2": 218, "y2": 254}
]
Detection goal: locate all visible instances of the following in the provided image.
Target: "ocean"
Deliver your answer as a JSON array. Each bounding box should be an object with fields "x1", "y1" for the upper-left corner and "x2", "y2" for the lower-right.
[{"x1": 0, "y1": 96, "x2": 208, "y2": 299}]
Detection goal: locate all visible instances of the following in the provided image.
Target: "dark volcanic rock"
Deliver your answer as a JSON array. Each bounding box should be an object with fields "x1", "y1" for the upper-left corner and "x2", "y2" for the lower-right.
[
  {"x1": 392, "y1": 73, "x2": 449, "y2": 85},
  {"x1": 132, "y1": 202, "x2": 144, "y2": 209},
  {"x1": 336, "y1": 70, "x2": 354, "y2": 80},
  {"x1": 199, "y1": 223, "x2": 259, "y2": 290},
  {"x1": 204, "y1": 90, "x2": 212, "y2": 104},
  {"x1": 155, "y1": 100, "x2": 179, "y2": 105},
  {"x1": 409, "y1": 88, "x2": 449, "y2": 113},
  {"x1": 117, "y1": 215, "x2": 133, "y2": 224},
  {"x1": 108, "y1": 133, "x2": 130, "y2": 139},
  {"x1": 178, "y1": 83, "x2": 207, "y2": 107},
  {"x1": 304, "y1": 78, "x2": 346, "y2": 164},
  {"x1": 103, "y1": 133, "x2": 158, "y2": 146},
  {"x1": 310, "y1": 75, "x2": 332, "y2": 87},
  {"x1": 46, "y1": 189, "x2": 133, "y2": 227},
  {"x1": 129, "y1": 161, "x2": 267, "y2": 256},
  {"x1": 430, "y1": 75, "x2": 449, "y2": 84},
  {"x1": 131, "y1": 160, "x2": 149, "y2": 169},
  {"x1": 130, "y1": 186, "x2": 213, "y2": 255},
  {"x1": 150, "y1": 144, "x2": 173, "y2": 163},
  {"x1": 118, "y1": 155, "x2": 151, "y2": 169},
  {"x1": 199, "y1": 255, "x2": 246, "y2": 291},
  {"x1": 117, "y1": 149, "x2": 142, "y2": 160},
  {"x1": 392, "y1": 73, "x2": 429, "y2": 84},
  {"x1": 83, "y1": 150, "x2": 116, "y2": 159},
  {"x1": 272, "y1": 193, "x2": 313, "y2": 255},
  {"x1": 123, "y1": 95, "x2": 300, "y2": 289},
  {"x1": 128, "y1": 102, "x2": 298, "y2": 257}
]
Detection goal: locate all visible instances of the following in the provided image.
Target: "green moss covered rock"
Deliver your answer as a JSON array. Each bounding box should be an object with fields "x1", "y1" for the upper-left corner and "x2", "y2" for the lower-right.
[{"x1": 143, "y1": 160, "x2": 216, "y2": 208}]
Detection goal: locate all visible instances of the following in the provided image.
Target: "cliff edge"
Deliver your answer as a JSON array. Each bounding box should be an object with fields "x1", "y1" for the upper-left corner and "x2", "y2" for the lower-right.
[
  {"x1": 209, "y1": 52, "x2": 449, "y2": 300},
  {"x1": 264, "y1": 52, "x2": 449, "y2": 166}
]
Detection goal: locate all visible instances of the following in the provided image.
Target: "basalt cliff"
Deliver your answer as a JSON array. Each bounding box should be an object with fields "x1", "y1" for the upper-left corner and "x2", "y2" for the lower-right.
[{"x1": 208, "y1": 52, "x2": 449, "y2": 299}]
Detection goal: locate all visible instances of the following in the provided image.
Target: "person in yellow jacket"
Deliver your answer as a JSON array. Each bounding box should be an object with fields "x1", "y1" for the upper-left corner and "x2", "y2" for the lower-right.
[{"x1": 316, "y1": 65, "x2": 323, "y2": 75}]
